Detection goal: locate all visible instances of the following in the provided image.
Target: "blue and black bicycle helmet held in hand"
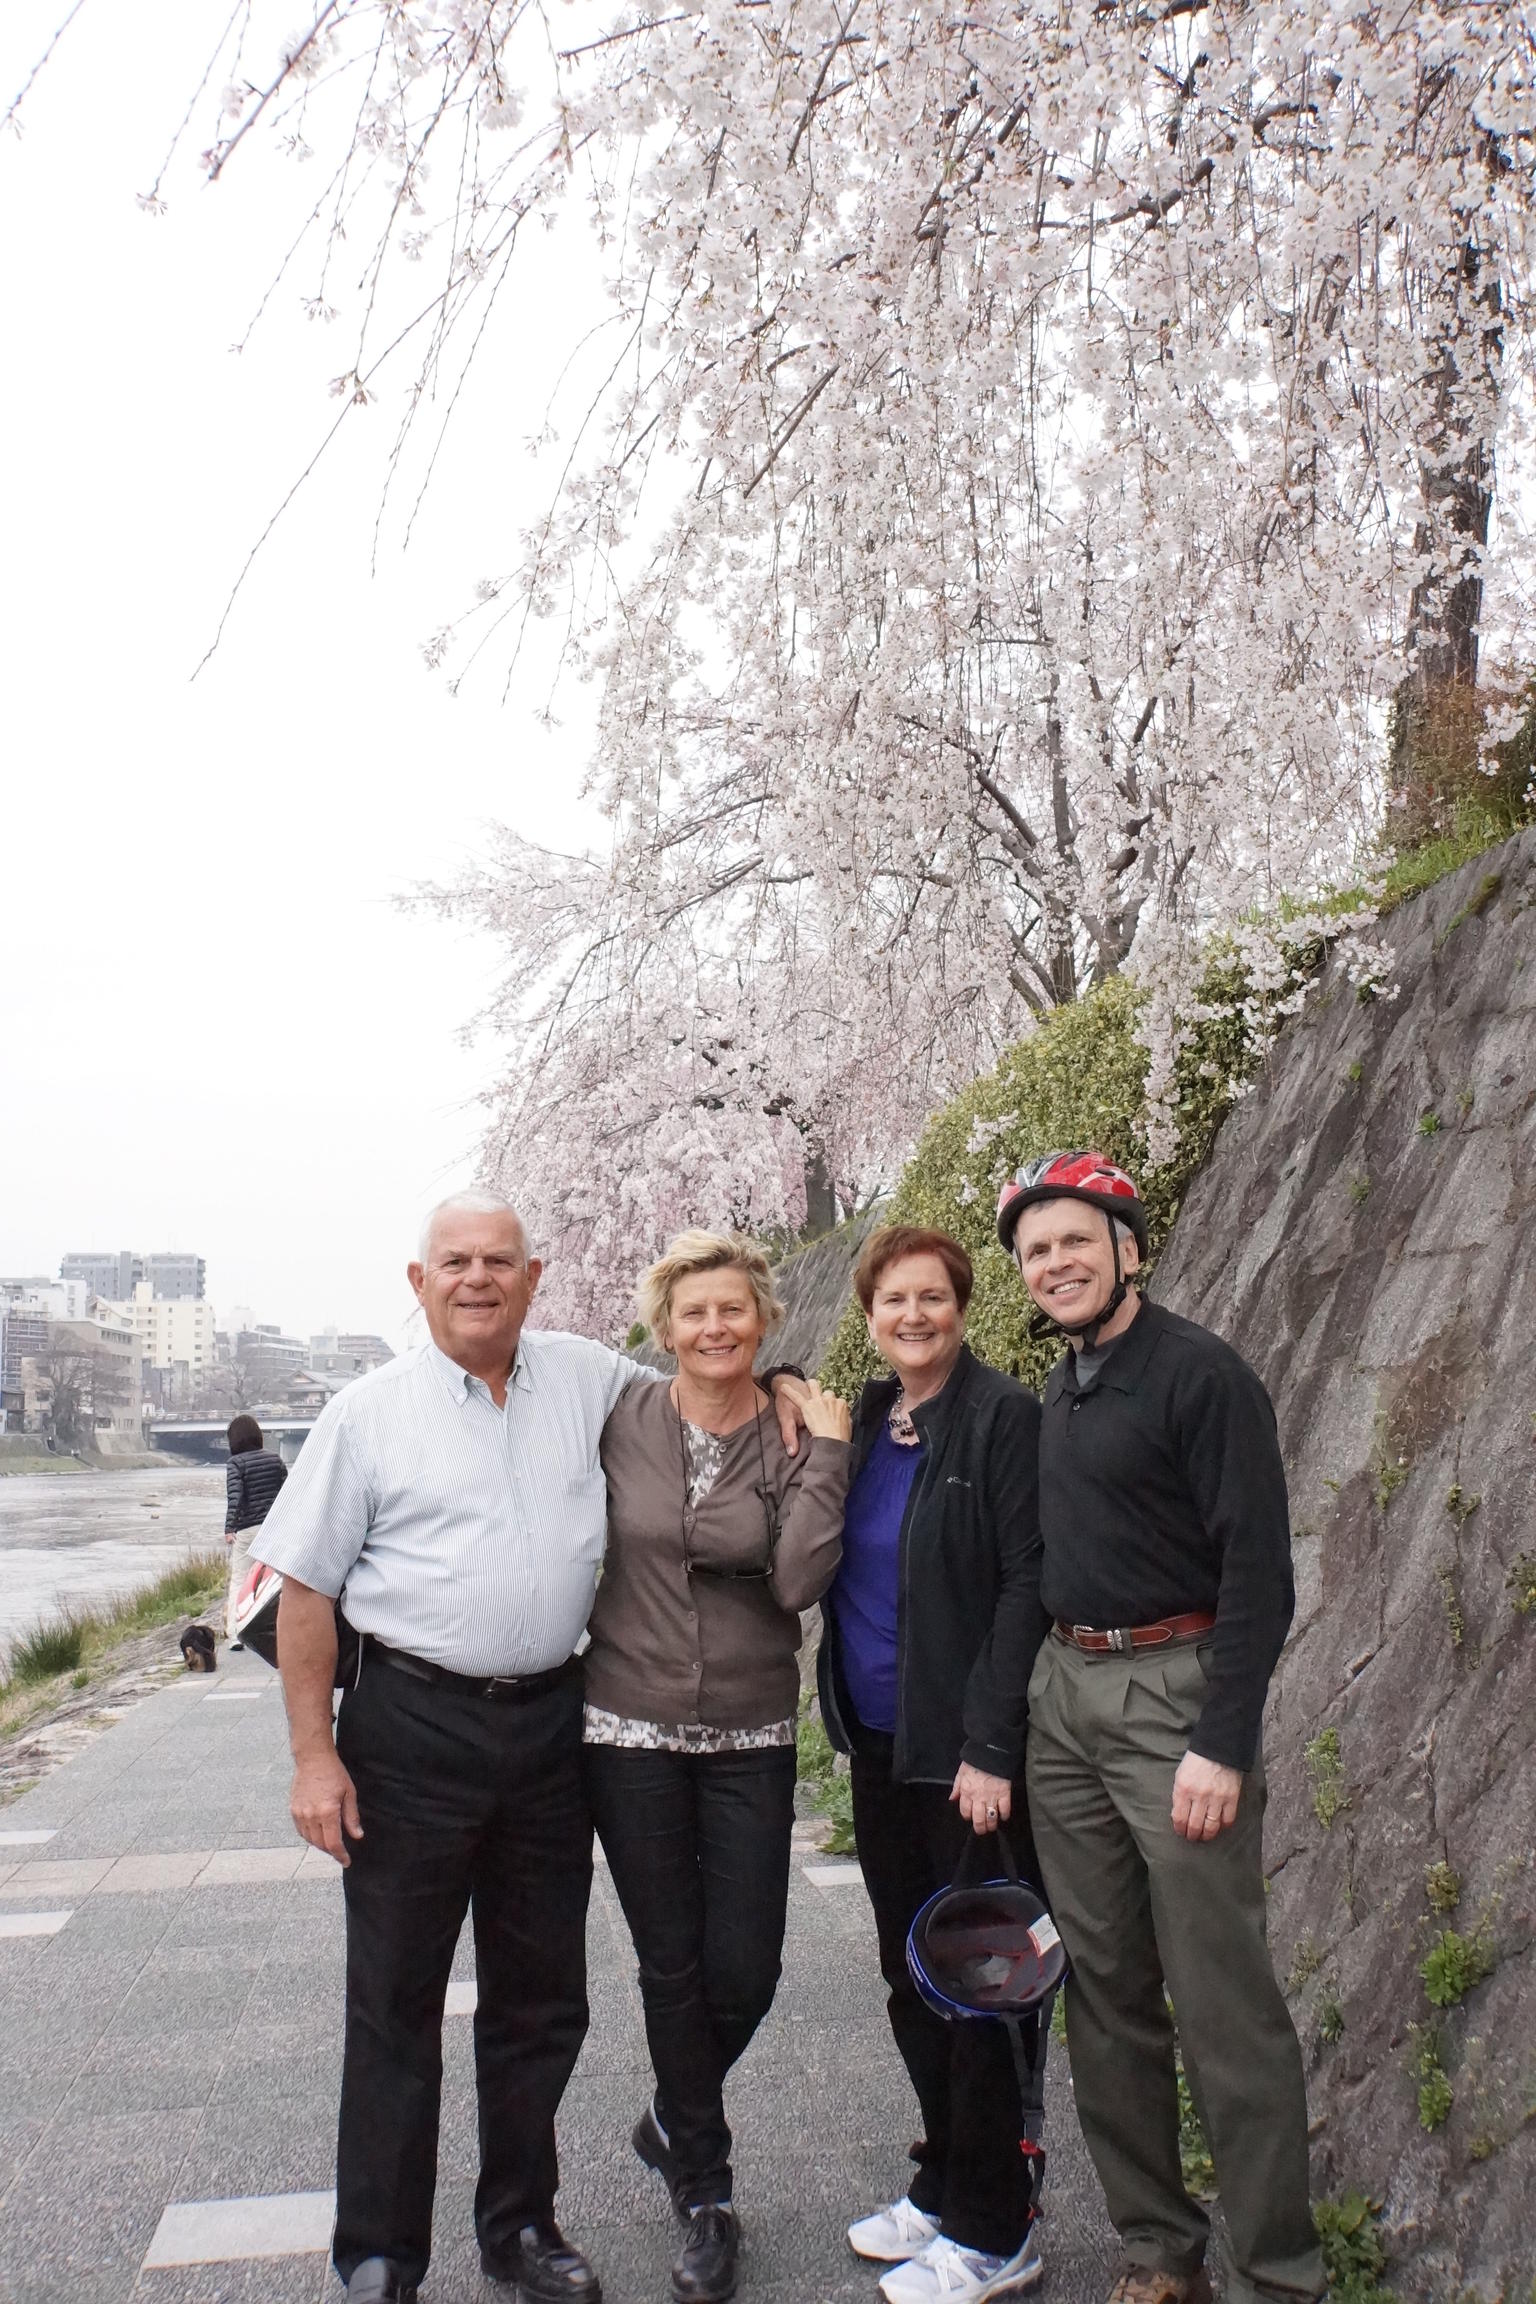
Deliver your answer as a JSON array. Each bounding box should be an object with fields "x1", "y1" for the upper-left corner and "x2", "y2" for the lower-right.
[{"x1": 906, "y1": 1827, "x2": 1066, "y2": 2226}]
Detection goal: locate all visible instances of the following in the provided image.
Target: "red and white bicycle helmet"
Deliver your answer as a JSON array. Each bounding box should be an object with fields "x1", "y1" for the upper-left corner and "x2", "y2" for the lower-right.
[{"x1": 995, "y1": 1150, "x2": 1148, "y2": 1259}]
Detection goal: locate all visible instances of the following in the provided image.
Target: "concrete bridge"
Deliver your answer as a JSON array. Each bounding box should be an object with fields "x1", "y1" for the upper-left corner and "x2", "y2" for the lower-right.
[{"x1": 149, "y1": 1418, "x2": 315, "y2": 1466}]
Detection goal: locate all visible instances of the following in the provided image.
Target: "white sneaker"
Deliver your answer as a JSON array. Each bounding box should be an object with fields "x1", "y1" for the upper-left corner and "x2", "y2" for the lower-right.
[
  {"x1": 878, "y1": 2230, "x2": 1044, "y2": 2304},
  {"x1": 847, "y1": 2197, "x2": 943, "y2": 2263}
]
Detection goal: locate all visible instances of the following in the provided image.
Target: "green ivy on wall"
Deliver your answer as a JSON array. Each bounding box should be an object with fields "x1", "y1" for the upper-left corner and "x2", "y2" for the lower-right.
[{"x1": 819, "y1": 961, "x2": 1259, "y2": 1400}]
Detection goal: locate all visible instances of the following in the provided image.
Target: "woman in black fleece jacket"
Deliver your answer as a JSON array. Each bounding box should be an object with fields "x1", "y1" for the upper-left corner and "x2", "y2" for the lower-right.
[{"x1": 818, "y1": 1226, "x2": 1051, "y2": 2304}]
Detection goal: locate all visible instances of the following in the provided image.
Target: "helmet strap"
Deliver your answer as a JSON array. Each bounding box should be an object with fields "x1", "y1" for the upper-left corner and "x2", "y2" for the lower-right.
[{"x1": 1030, "y1": 1210, "x2": 1128, "y2": 1348}]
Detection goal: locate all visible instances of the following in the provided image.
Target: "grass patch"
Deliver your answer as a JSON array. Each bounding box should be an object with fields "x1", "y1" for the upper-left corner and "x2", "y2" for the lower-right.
[
  {"x1": 1507, "y1": 1554, "x2": 1536, "y2": 1617},
  {"x1": 1377, "y1": 802, "x2": 1524, "y2": 917},
  {"x1": 1314, "y1": 2191, "x2": 1394, "y2": 2302},
  {"x1": 8, "y1": 1611, "x2": 92, "y2": 1685},
  {"x1": 1425, "y1": 1862, "x2": 1463, "y2": 1915},
  {"x1": 1176, "y1": 2046, "x2": 1217, "y2": 2199},
  {"x1": 1286, "y1": 1933, "x2": 1325, "y2": 1995},
  {"x1": 1420, "y1": 1925, "x2": 1496, "y2": 2009},
  {"x1": 796, "y1": 1697, "x2": 857, "y2": 1856},
  {"x1": 1410, "y1": 2023, "x2": 1454, "y2": 2130},
  {"x1": 1306, "y1": 1729, "x2": 1349, "y2": 1829},
  {"x1": 1370, "y1": 1411, "x2": 1411, "y2": 1512},
  {"x1": 0, "y1": 1550, "x2": 226, "y2": 1738},
  {"x1": 1435, "y1": 1563, "x2": 1466, "y2": 1651}
]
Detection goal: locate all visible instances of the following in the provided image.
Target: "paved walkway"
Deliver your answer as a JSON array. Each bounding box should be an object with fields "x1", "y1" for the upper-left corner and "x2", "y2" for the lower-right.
[{"x1": 0, "y1": 1653, "x2": 1119, "y2": 2304}]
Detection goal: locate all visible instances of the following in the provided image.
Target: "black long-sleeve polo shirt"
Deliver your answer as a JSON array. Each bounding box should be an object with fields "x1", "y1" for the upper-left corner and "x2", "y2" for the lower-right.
[{"x1": 1036, "y1": 1297, "x2": 1295, "y2": 1773}]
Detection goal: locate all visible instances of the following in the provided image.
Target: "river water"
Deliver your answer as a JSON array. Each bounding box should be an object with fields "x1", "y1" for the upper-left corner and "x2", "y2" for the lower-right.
[{"x1": 0, "y1": 1466, "x2": 227, "y2": 1663}]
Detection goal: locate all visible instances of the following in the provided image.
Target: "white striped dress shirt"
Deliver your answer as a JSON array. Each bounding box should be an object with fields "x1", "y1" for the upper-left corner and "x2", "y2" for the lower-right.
[{"x1": 253, "y1": 1333, "x2": 658, "y2": 1676}]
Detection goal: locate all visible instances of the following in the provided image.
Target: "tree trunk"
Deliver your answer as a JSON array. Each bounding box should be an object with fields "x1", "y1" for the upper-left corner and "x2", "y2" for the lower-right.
[
  {"x1": 801, "y1": 1142, "x2": 837, "y2": 1239},
  {"x1": 1388, "y1": 175, "x2": 1503, "y2": 808}
]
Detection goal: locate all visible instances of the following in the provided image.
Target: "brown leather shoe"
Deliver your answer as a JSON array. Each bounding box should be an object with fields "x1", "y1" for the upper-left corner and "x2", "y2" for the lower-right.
[{"x1": 1106, "y1": 2267, "x2": 1212, "y2": 2304}]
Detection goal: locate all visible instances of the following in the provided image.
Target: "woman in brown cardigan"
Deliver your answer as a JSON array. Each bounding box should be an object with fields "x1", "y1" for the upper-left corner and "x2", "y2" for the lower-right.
[{"x1": 584, "y1": 1230, "x2": 852, "y2": 2304}]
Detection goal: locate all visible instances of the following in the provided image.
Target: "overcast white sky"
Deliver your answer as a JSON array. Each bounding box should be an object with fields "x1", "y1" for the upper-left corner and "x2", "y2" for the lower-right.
[{"x1": 1, "y1": 2, "x2": 609, "y2": 1349}]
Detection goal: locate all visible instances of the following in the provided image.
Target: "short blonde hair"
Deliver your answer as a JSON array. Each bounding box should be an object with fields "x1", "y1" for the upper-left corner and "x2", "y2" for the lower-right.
[{"x1": 637, "y1": 1231, "x2": 786, "y2": 1347}]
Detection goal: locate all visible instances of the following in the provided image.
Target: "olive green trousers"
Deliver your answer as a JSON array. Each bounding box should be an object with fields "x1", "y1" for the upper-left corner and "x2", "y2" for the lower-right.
[{"x1": 1026, "y1": 1635, "x2": 1324, "y2": 2304}]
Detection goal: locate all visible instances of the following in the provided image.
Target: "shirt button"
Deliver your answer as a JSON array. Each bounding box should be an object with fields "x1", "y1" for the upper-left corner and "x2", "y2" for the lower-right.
[{"x1": 687, "y1": 1610, "x2": 696, "y2": 1622}]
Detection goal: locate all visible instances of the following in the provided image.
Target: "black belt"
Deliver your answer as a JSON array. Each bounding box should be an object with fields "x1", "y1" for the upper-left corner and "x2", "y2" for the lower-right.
[{"x1": 368, "y1": 1638, "x2": 583, "y2": 1702}]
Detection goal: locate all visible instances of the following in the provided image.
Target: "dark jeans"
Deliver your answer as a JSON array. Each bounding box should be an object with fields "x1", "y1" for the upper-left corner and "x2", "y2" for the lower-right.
[
  {"x1": 584, "y1": 1740, "x2": 798, "y2": 2206},
  {"x1": 332, "y1": 1658, "x2": 593, "y2": 2288},
  {"x1": 850, "y1": 1728, "x2": 1048, "y2": 2258}
]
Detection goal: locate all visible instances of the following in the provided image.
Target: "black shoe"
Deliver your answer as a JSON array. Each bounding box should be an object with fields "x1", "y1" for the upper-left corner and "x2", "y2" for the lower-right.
[
  {"x1": 345, "y1": 2260, "x2": 416, "y2": 2304},
  {"x1": 482, "y1": 2221, "x2": 602, "y2": 2304},
  {"x1": 671, "y1": 2207, "x2": 738, "y2": 2304},
  {"x1": 633, "y1": 2099, "x2": 683, "y2": 2211}
]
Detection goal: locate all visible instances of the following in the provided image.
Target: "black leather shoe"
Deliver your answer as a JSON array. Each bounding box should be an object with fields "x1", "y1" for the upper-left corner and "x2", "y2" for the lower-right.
[
  {"x1": 671, "y1": 2206, "x2": 738, "y2": 2304},
  {"x1": 633, "y1": 2100, "x2": 683, "y2": 2211},
  {"x1": 482, "y1": 2221, "x2": 602, "y2": 2304},
  {"x1": 345, "y1": 2260, "x2": 417, "y2": 2304}
]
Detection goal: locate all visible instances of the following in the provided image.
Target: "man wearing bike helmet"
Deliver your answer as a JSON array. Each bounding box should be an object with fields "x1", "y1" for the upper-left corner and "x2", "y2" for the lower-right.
[{"x1": 996, "y1": 1154, "x2": 1322, "y2": 2304}]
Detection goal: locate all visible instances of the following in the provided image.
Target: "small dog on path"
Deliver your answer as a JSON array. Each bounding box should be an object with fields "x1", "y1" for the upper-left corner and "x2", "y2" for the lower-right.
[{"x1": 179, "y1": 1623, "x2": 217, "y2": 1672}]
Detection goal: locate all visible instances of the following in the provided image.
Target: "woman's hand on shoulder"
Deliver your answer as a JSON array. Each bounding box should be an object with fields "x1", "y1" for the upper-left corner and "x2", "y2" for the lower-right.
[{"x1": 799, "y1": 1379, "x2": 853, "y2": 1443}]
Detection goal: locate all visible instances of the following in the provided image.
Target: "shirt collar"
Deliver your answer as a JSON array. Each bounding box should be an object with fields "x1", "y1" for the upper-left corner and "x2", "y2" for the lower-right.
[
  {"x1": 1045, "y1": 1298, "x2": 1163, "y2": 1401},
  {"x1": 424, "y1": 1336, "x2": 533, "y2": 1403}
]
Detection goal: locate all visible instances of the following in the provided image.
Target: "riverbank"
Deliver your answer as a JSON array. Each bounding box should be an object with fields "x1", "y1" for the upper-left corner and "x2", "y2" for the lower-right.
[
  {"x1": 0, "y1": 1443, "x2": 183, "y2": 1476},
  {"x1": 0, "y1": 1553, "x2": 226, "y2": 1795}
]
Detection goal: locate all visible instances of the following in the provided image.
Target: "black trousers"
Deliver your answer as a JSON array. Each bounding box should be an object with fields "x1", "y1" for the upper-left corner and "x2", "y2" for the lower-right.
[
  {"x1": 332, "y1": 1658, "x2": 593, "y2": 2288},
  {"x1": 584, "y1": 1741, "x2": 798, "y2": 2207},
  {"x1": 850, "y1": 1729, "x2": 1048, "y2": 2258}
]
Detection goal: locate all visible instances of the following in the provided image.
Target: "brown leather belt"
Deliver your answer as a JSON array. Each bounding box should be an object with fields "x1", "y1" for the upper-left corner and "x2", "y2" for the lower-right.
[{"x1": 1053, "y1": 1611, "x2": 1215, "y2": 1656}]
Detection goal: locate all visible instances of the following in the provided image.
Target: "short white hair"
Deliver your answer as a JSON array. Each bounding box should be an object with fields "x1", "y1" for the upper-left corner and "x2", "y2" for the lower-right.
[{"x1": 417, "y1": 1191, "x2": 531, "y2": 1266}]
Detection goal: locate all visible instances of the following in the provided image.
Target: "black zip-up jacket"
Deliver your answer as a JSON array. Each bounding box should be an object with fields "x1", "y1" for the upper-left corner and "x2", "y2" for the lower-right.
[
  {"x1": 818, "y1": 1345, "x2": 1045, "y2": 1785},
  {"x1": 226, "y1": 1447, "x2": 288, "y2": 1536},
  {"x1": 1039, "y1": 1298, "x2": 1295, "y2": 1772}
]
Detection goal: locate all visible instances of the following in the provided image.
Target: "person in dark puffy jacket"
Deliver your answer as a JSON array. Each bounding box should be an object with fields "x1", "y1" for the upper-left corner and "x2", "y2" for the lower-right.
[
  {"x1": 819, "y1": 1225, "x2": 1050, "y2": 2304},
  {"x1": 225, "y1": 1414, "x2": 287, "y2": 1644}
]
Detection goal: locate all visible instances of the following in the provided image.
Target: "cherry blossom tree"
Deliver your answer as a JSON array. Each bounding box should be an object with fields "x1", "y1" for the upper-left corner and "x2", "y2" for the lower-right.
[{"x1": 35, "y1": 0, "x2": 1532, "y2": 1328}]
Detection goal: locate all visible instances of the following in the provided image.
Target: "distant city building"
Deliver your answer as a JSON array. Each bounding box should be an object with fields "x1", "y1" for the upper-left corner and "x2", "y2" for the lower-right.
[
  {"x1": 3, "y1": 1278, "x2": 94, "y2": 1321},
  {"x1": 14, "y1": 1311, "x2": 144, "y2": 1442},
  {"x1": 61, "y1": 1250, "x2": 143, "y2": 1300},
  {"x1": 143, "y1": 1253, "x2": 206, "y2": 1302},
  {"x1": 108, "y1": 1284, "x2": 218, "y2": 1413},
  {"x1": 309, "y1": 1330, "x2": 394, "y2": 1380},
  {"x1": 0, "y1": 1305, "x2": 50, "y2": 1431},
  {"x1": 233, "y1": 1324, "x2": 308, "y2": 1397},
  {"x1": 60, "y1": 1250, "x2": 206, "y2": 1302},
  {"x1": 2, "y1": 1286, "x2": 103, "y2": 1430}
]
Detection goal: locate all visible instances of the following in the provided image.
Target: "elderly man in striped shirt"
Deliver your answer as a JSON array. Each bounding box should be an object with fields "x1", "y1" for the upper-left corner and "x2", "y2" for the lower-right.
[{"x1": 255, "y1": 1192, "x2": 805, "y2": 2304}]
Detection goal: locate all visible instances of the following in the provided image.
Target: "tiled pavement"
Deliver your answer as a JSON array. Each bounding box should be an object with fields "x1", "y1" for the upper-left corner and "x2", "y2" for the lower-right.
[{"x1": 0, "y1": 1656, "x2": 1119, "y2": 2304}]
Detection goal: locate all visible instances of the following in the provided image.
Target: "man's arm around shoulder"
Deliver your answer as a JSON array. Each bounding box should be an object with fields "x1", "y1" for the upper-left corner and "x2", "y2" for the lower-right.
[{"x1": 277, "y1": 1578, "x2": 363, "y2": 1868}]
